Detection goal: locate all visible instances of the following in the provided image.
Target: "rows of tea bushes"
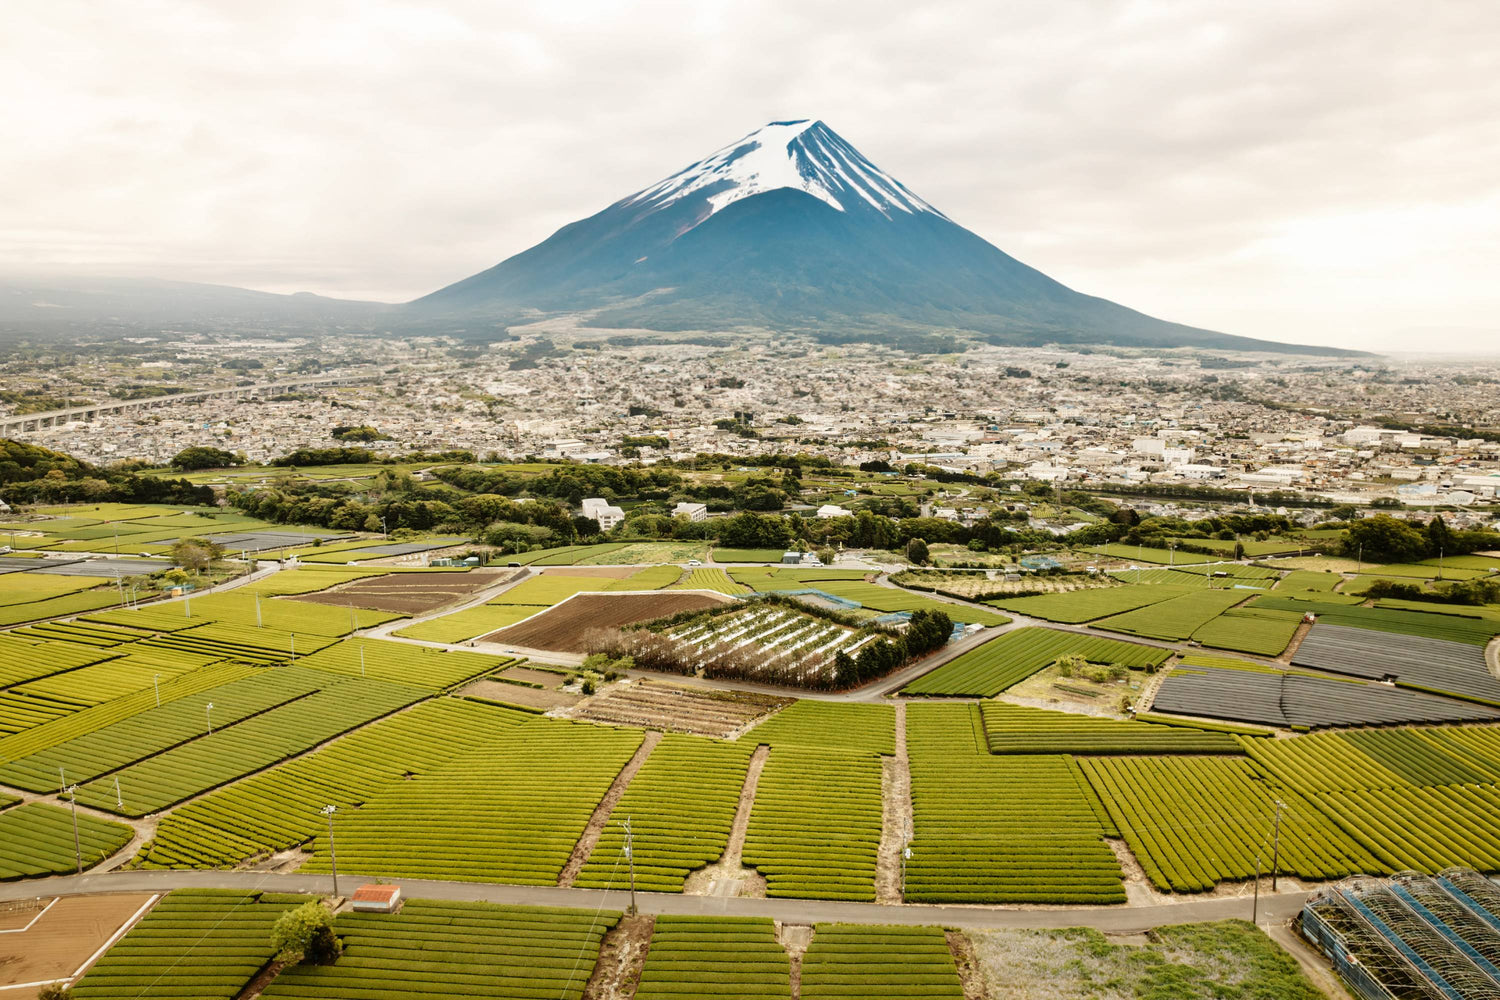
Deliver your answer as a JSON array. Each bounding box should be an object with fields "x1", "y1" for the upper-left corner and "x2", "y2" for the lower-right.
[
  {"x1": 11, "y1": 646, "x2": 216, "y2": 711},
  {"x1": 1096, "y1": 589, "x2": 1251, "y2": 641},
  {"x1": 743, "y1": 745, "x2": 883, "y2": 900},
  {"x1": 671, "y1": 568, "x2": 751, "y2": 594},
  {"x1": 155, "y1": 592, "x2": 399, "y2": 637},
  {"x1": 634, "y1": 916, "x2": 792, "y2": 1000},
  {"x1": 1319, "y1": 783, "x2": 1500, "y2": 873},
  {"x1": 72, "y1": 889, "x2": 313, "y2": 999},
  {"x1": 135, "y1": 622, "x2": 340, "y2": 664},
  {"x1": 76, "y1": 676, "x2": 426, "y2": 816},
  {"x1": 902, "y1": 626, "x2": 1168, "y2": 697},
  {"x1": 1188, "y1": 603, "x2": 1303, "y2": 657},
  {"x1": 0, "y1": 665, "x2": 330, "y2": 791},
  {"x1": 988, "y1": 584, "x2": 1193, "y2": 623},
  {"x1": 979, "y1": 703, "x2": 1240, "y2": 755},
  {"x1": 1236, "y1": 731, "x2": 1414, "y2": 794},
  {"x1": 1235, "y1": 723, "x2": 1500, "y2": 873},
  {"x1": 0, "y1": 632, "x2": 116, "y2": 687},
  {"x1": 0, "y1": 800, "x2": 132, "y2": 877},
  {"x1": 140, "y1": 699, "x2": 530, "y2": 868},
  {"x1": 1338, "y1": 728, "x2": 1494, "y2": 786},
  {"x1": 1258, "y1": 598, "x2": 1500, "y2": 645},
  {"x1": 801, "y1": 923, "x2": 963, "y2": 1000},
  {"x1": 263, "y1": 899, "x2": 619, "y2": 1000},
  {"x1": 302, "y1": 716, "x2": 644, "y2": 884},
  {"x1": 904, "y1": 703, "x2": 1124, "y2": 903},
  {"x1": 576, "y1": 734, "x2": 754, "y2": 891},
  {"x1": 295, "y1": 637, "x2": 512, "y2": 689},
  {"x1": 0, "y1": 662, "x2": 254, "y2": 763},
  {"x1": 748, "y1": 700, "x2": 895, "y2": 755},
  {"x1": 1079, "y1": 755, "x2": 1378, "y2": 892}
]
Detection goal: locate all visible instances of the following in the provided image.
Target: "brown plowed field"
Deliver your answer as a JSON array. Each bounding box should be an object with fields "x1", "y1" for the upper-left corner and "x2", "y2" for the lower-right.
[
  {"x1": 0, "y1": 893, "x2": 157, "y2": 995},
  {"x1": 484, "y1": 592, "x2": 727, "y2": 653},
  {"x1": 293, "y1": 569, "x2": 515, "y2": 615}
]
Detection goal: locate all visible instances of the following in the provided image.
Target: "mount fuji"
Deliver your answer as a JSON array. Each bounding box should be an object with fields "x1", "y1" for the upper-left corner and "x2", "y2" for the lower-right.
[{"x1": 413, "y1": 120, "x2": 1335, "y2": 354}]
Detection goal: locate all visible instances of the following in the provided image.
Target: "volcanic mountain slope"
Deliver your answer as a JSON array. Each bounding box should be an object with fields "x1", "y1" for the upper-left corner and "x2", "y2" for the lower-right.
[{"x1": 414, "y1": 119, "x2": 1342, "y2": 354}]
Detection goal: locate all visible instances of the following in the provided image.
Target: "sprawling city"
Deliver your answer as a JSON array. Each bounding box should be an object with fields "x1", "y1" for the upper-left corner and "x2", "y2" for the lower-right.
[{"x1": 2, "y1": 3, "x2": 1498, "y2": 999}]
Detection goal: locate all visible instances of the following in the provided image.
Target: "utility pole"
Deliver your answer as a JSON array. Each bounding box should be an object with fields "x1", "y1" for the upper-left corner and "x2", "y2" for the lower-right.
[
  {"x1": 66, "y1": 785, "x2": 82, "y2": 874},
  {"x1": 624, "y1": 817, "x2": 637, "y2": 915},
  {"x1": 206, "y1": 702, "x2": 215, "y2": 735},
  {"x1": 360, "y1": 645, "x2": 366, "y2": 678},
  {"x1": 902, "y1": 818, "x2": 913, "y2": 901},
  {"x1": 114, "y1": 775, "x2": 123, "y2": 810},
  {"x1": 1270, "y1": 799, "x2": 1285, "y2": 891},
  {"x1": 290, "y1": 633, "x2": 296, "y2": 661},
  {"x1": 255, "y1": 594, "x2": 262, "y2": 628},
  {"x1": 320, "y1": 804, "x2": 340, "y2": 898},
  {"x1": 152, "y1": 673, "x2": 161, "y2": 708}
]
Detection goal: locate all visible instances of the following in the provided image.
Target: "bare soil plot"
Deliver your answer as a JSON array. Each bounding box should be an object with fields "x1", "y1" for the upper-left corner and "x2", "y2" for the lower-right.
[
  {"x1": 568, "y1": 679, "x2": 790, "y2": 737},
  {"x1": 499, "y1": 665, "x2": 571, "y2": 687},
  {"x1": 485, "y1": 591, "x2": 727, "y2": 653},
  {"x1": 0, "y1": 893, "x2": 156, "y2": 994},
  {"x1": 293, "y1": 568, "x2": 514, "y2": 615},
  {"x1": 458, "y1": 678, "x2": 582, "y2": 710}
]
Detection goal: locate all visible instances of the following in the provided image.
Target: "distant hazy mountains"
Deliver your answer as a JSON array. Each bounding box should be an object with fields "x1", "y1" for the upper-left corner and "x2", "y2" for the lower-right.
[
  {"x1": 0, "y1": 275, "x2": 388, "y2": 333},
  {"x1": 3, "y1": 121, "x2": 1355, "y2": 354}
]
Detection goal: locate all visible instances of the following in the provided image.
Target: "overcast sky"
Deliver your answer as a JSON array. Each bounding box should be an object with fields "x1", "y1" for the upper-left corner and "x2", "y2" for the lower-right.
[{"x1": 4, "y1": 1, "x2": 1498, "y2": 353}]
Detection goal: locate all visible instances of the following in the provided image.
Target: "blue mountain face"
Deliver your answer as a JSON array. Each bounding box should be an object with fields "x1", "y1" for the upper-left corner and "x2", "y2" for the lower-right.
[{"x1": 413, "y1": 120, "x2": 1347, "y2": 355}]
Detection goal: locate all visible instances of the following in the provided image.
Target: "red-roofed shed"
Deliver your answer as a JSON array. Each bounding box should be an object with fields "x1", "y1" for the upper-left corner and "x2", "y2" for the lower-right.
[{"x1": 350, "y1": 884, "x2": 402, "y2": 913}]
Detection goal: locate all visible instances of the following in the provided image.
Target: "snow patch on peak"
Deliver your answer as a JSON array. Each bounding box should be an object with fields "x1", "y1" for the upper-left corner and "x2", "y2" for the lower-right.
[{"x1": 625, "y1": 120, "x2": 946, "y2": 226}]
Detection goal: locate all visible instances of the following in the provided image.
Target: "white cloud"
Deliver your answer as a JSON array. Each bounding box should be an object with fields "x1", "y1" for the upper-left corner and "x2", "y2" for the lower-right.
[{"x1": 1, "y1": 0, "x2": 1497, "y2": 352}]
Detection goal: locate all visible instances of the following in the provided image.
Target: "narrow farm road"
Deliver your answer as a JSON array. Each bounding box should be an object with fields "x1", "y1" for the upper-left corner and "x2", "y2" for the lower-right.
[{"x1": 0, "y1": 868, "x2": 1315, "y2": 933}]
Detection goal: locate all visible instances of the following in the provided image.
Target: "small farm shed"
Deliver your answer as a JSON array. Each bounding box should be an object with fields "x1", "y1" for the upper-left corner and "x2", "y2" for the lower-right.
[{"x1": 351, "y1": 884, "x2": 402, "y2": 913}]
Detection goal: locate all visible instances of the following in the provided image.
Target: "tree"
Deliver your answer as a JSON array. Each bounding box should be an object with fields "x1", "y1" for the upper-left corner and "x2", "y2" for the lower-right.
[
  {"x1": 905, "y1": 537, "x2": 929, "y2": 565},
  {"x1": 170, "y1": 446, "x2": 240, "y2": 470},
  {"x1": 1342, "y1": 514, "x2": 1427, "y2": 564},
  {"x1": 1425, "y1": 515, "x2": 1455, "y2": 558},
  {"x1": 270, "y1": 900, "x2": 341, "y2": 964},
  {"x1": 170, "y1": 539, "x2": 223, "y2": 574},
  {"x1": 330, "y1": 425, "x2": 390, "y2": 443}
]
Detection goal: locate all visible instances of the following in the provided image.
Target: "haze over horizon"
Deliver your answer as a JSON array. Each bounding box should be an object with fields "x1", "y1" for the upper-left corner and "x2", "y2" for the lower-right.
[{"x1": 4, "y1": 1, "x2": 1498, "y2": 354}]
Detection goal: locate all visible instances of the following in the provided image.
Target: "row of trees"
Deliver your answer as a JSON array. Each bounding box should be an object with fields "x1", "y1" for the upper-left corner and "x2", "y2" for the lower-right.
[
  {"x1": 1343, "y1": 513, "x2": 1499, "y2": 564},
  {"x1": 0, "y1": 439, "x2": 213, "y2": 506}
]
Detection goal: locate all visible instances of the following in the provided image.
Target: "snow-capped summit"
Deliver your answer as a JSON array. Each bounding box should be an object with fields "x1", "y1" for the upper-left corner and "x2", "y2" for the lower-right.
[
  {"x1": 625, "y1": 119, "x2": 946, "y2": 225},
  {"x1": 411, "y1": 120, "x2": 1327, "y2": 355}
]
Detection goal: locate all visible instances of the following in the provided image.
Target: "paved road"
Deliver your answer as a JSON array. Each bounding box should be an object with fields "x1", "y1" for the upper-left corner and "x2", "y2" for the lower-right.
[{"x1": 0, "y1": 869, "x2": 1311, "y2": 933}]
